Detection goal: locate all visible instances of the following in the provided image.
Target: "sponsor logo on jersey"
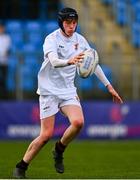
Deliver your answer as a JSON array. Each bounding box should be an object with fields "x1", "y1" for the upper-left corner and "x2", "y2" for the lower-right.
[{"x1": 59, "y1": 45, "x2": 64, "y2": 48}]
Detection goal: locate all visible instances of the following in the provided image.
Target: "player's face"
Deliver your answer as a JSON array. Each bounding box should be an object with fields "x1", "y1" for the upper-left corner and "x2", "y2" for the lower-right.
[{"x1": 63, "y1": 19, "x2": 77, "y2": 37}]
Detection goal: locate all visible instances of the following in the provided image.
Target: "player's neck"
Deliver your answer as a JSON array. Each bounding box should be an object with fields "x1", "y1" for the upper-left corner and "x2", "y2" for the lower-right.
[{"x1": 60, "y1": 29, "x2": 72, "y2": 38}]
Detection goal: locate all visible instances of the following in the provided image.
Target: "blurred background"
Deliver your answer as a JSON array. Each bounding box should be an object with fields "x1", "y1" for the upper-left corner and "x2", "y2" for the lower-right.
[{"x1": 0, "y1": 0, "x2": 140, "y2": 140}]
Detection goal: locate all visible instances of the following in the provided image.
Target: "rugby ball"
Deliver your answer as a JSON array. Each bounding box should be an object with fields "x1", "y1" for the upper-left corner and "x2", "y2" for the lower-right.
[{"x1": 77, "y1": 49, "x2": 99, "y2": 78}]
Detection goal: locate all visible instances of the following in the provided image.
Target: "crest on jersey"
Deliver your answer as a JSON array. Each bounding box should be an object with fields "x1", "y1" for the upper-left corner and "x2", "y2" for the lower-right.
[{"x1": 74, "y1": 43, "x2": 79, "y2": 50}]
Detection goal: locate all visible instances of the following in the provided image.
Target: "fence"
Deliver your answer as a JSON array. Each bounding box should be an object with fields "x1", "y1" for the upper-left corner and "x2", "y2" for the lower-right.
[{"x1": 6, "y1": 52, "x2": 140, "y2": 101}]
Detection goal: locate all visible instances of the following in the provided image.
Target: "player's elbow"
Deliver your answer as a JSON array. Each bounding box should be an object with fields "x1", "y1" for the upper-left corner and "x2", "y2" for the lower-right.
[
  {"x1": 50, "y1": 59, "x2": 61, "y2": 68},
  {"x1": 50, "y1": 60, "x2": 56, "y2": 67}
]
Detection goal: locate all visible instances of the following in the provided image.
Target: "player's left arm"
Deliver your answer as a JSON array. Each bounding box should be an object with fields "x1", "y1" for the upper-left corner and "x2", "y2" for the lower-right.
[
  {"x1": 48, "y1": 51, "x2": 84, "y2": 67},
  {"x1": 106, "y1": 84, "x2": 123, "y2": 104},
  {"x1": 94, "y1": 64, "x2": 123, "y2": 104}
]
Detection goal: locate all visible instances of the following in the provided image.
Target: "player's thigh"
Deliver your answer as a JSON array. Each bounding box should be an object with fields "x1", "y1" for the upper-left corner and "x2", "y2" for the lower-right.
[
  {"x1": 40, "y1": 115, "x2": 55, "y2": 138},
  {"x1": 39, "y1": 95, "x2": 59, "y2": 119},
  {"x1": 61, "y1": 105, "x2": 84, "y2": 125}
]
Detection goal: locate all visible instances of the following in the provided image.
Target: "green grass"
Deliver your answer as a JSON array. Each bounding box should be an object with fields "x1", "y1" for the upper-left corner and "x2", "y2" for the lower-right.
[{"x1": 0, "y1": 140, "x2": 140, "y2": 179}]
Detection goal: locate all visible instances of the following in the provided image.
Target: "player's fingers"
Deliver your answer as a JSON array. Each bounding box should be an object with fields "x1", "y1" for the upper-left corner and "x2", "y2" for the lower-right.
[
  {"x1": 113, "y1": 96, "x2": 115, "y2": 103},
  {"x1": 113, "y1": 95, "x2": 123, "y2": 104},
  {"x1": 77, "y1": 55, "x2": 84, "y2": 60},
  {"x1": 113, "y1": 96, "x2": 119, "y2": 103},
  {"x1": 115, "y1": 97, "x2": 120, "y2": 103},
  {"x1": 118, "y1": 97, "x2": 123, "y2": 104},
  {"x1": 78, "y1": 52, "x2": 84, "y2": 56},
  {"x1": 115, "y1": 93, "x2": 123, "y2": 103},
  {"x1": 78, "y1": 58, "x2": 83, "y2": 63},
  {"x1": 76, "y1": 55, "x2": 84, "y2": 61},
  {"x1": 75, "y1": 56, "x2": 84, "y2": 63}
]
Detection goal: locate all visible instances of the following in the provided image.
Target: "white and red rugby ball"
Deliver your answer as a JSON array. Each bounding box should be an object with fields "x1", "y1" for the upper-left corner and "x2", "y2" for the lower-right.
[{"x1": 77, "y1": 49, "x2": 99, "y2": 78}]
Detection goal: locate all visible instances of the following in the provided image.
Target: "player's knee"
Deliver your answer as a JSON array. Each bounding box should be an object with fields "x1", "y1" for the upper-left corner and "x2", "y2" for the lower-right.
[
  {"x1": 72, "y1": 119, "x2": 84, "y2": 129},
  {"x1": 40, "y1": 132, "x2": 53, "y2": 144}
]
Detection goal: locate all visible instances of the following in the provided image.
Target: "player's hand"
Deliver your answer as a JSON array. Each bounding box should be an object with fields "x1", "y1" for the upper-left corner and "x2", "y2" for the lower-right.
[
  {"x1": 107, "y1": 84, "x2": 123, "y2": 104},
  {"x1": 68, "y1": 53, "x2": 84, "y2": 65}
]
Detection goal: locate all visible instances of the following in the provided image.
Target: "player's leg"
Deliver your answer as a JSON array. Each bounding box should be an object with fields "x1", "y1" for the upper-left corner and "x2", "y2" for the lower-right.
[
  {"x1": 53, "y1": 104, "x2": 84, "y2": 173},
  {"x1": 60, "y1": 105, "x2": 84, "y2": 145},
  {"x1": 13, "y1": 95, "x2": 59, "y2": 178},
  {"x1": 23, "y1": 115, "x2": 55, "y2": 163},
  {"x1": 13, "y1": 115, "x2": 55, "y2": 178}
]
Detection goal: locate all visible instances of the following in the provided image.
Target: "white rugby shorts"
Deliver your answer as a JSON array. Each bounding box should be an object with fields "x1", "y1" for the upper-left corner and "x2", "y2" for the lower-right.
[{"x1": 39, "y1": 94, "x2": 81, "y2": 119}]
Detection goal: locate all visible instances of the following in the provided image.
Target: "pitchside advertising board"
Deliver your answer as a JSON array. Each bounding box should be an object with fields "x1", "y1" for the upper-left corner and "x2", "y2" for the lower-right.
[{"x1": 0, "y1": 101, "x2": 140, "y2": 139}]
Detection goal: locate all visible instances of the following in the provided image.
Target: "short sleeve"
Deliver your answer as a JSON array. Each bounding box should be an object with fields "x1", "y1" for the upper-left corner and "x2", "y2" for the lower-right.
[
  {"x1": 83, "y1": 37, "x2": 91, "y2": 50},
  {"x1": 43, "y1": 35, "x2": 57, "y2": 57},
  {"x1": 79, "y1": 35, "x2": 91, "y2": 50}
]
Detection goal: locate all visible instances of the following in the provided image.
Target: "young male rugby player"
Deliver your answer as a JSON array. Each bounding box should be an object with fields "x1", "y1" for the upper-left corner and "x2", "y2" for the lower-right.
[{"x1": 13, "y1": 7, "x2": 123, "y2": 178}]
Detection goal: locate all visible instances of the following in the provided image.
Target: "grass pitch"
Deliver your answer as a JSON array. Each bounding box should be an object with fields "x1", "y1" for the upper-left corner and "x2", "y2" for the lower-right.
[{"x1": 0, "y1": 140, "x2": 140, "y2": 179}]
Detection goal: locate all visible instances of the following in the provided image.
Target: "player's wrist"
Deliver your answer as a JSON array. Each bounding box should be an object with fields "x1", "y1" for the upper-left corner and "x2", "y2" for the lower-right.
[
  {"x1": 106, "y1": 83, "x2": 112, "y2": 89},
  {"x1": 106, "y1": 84, "x2": 115, "y2": 93},
  {"x1": 66, "y1": 59, "x2": 72, "y2": 65}
]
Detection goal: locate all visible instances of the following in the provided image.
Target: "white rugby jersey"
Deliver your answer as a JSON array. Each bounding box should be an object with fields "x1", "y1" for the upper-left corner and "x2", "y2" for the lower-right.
[
  {"x1": 37, "y1": 28, "x2": 90, "y2": 97},
  {"x1": 37, "y1": 28, "x2": 110, "y2": 97}
]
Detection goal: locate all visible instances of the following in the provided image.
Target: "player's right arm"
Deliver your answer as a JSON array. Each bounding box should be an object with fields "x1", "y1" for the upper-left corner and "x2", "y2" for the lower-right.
[
  {"x1": 48, "y1": 52, "x2": 84, "y2": 67},
  {"x1": 43, "y1": 35, "x2": 83, "y2": 67}
]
